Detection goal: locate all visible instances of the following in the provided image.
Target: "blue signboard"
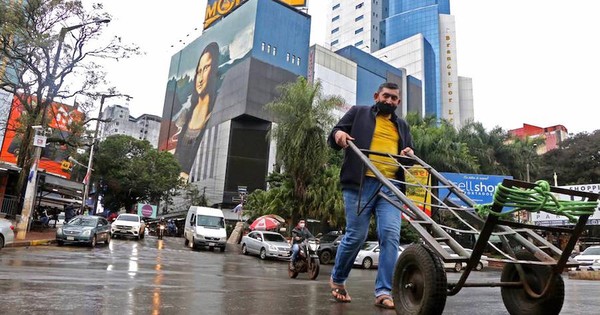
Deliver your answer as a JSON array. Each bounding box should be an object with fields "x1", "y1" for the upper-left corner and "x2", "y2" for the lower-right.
[{"x1": 439, "y1": 172, "x2": 513, "y2": 208}]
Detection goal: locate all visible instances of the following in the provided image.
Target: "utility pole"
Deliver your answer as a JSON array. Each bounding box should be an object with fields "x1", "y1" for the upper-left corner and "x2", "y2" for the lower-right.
[{"x1": 81, "y1": 93, "x2": 132, "y2": 213}]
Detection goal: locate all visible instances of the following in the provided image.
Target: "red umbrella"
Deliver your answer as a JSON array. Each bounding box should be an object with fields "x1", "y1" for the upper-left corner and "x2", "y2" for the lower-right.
[{"x1": 249, "y1": 216, "x2": 281, "y2": 231}]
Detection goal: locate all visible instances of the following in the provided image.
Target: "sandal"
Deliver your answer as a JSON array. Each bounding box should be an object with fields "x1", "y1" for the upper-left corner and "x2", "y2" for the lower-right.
[
  {"x1": 329, "y1": 278, "x2": 352, "y2": 303},
  {"x1": 374, "y1": 295, "x2": 395, "y2": 309}
]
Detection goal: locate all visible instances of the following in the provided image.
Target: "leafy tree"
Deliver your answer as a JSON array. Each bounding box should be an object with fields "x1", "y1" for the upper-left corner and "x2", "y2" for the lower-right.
[
  {"x1": 0, "y1": 0, "x2": 139, "y2": 198},
  {"x1": 77, "y1": 135, "x2": 182, "y2": 213},
  {"x1": 183, "y1": 183, "x2": 209, "y2": 209}
]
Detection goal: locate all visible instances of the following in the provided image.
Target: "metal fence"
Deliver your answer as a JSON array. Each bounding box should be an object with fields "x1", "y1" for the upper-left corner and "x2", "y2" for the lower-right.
[{"x1": 1, "y1": 194, "x2": 21, "y2": 217}]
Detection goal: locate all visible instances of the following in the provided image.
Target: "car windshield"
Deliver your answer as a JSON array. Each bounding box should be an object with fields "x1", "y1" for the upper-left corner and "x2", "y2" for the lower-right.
[
  {"x1": 67, "y1": 217, "x2": 97, "y2": 227},
  {"x1": 361, "y1": 242, "x2": 377, "y2": 251},
  {"x1": 263, "y1": 233, "x2": 286, "y2": 242},
  {"x1": 320, "y1": 234, "x2": 340, "y2": 243},
  {"x1": 582, "y1": 247, "x2": 600, "y2": 255},
  {"x1": 117, "y1": 215, "x2": 139, "y2": 222},
  {"x1": 197, "y1": 215, "x2": 224, "y2": 228}
]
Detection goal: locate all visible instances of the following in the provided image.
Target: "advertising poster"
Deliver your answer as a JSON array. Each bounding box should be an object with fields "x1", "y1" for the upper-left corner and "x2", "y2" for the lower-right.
[
  {"x1": 439, "y1": 172, "x2": 512, "y2": 209},
  {"x1": 532, "y1": 183, "x2": 600, "y2": 226},
  {"x1": 137, "y1": 203, "x2": 157, "y2": 219},
  {"x1": 159, "y1": 0, "x2": 256, "y2": 177},
  {"x1": 405, "y1": 165, "x2": 431, "y2": 216},
  {"x1": 0, "y1": 96, "x2": 83, "y2": 178}
]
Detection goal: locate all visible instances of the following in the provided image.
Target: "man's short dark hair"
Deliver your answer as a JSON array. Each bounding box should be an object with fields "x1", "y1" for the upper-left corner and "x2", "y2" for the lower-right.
[{"x1": 377, "y1": 82, "x2": 399, "y2": 92}]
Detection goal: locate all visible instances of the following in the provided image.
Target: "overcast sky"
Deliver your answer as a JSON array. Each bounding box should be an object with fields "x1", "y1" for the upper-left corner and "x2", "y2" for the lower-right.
[{"x1": 95, "y1": 0, "x2": 599, "y2": 135}]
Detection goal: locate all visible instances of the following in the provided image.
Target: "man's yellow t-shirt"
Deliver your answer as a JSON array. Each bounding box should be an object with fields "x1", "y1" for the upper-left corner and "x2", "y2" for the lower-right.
[{"x1": 365, "y1": 115, "x2": 399, "y2": 179}]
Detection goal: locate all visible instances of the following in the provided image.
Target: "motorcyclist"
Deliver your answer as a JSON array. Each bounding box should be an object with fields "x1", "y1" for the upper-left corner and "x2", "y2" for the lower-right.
[
  {"x1": 167, "y1": 219, "x2": 177, "y2": 236},
  {"x1": 290, "y1": 219, "x2": 314, "y2": 271}
]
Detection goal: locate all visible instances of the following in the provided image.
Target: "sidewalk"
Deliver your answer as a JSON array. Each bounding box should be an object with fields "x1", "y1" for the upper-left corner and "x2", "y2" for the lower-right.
[{"x1": 7, "y1": 228, "x2": 57, "y2": 248}]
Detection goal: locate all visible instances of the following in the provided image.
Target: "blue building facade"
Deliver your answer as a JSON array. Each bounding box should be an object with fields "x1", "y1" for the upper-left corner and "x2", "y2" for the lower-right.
[{"x1": 382, "y1": 0, "x2": 450, "y2": 118}]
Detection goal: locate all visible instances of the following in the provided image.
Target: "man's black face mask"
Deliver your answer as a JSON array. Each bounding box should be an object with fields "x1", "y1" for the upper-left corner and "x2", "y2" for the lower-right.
[{"x1": 376, "y1": 101, "x2": 396, "y2": 115}]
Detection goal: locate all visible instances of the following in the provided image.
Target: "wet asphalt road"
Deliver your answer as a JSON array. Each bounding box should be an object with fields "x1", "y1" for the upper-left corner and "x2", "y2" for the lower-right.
[{"x1": 1, "y1": 236, "x2": 600, "y2": 315}]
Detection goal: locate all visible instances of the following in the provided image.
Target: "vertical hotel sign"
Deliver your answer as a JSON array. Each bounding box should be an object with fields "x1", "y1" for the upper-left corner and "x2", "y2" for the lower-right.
[
  {"x1": 204, "y1": 0, "x2": 307, "y2": 30},
  {"x1": 439, "y1": 17, "x2": 460, "y2": 127}
]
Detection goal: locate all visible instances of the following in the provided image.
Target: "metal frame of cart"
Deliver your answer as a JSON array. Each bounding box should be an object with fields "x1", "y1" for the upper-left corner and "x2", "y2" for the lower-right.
[{"x1": 347, "y1": 142, "x2": 599, "y2": 315}]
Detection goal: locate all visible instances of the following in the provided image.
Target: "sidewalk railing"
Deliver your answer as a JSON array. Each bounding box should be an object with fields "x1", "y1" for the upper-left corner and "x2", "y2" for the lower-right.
[{"x1": 0, "y1": 194, "x2": 21, "y2": 217}]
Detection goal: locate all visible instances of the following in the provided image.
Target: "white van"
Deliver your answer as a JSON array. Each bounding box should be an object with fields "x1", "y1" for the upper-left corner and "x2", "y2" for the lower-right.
[{"x1": 184, "y1": 206, "x2": 227, "y2": 252}]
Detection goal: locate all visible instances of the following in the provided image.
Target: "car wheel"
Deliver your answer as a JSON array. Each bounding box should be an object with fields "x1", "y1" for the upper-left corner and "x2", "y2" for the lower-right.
[
  {"x1": 105, "y1": 233, "x2": 111, "y2": 245},
  {"x1": 241, "y1": 244, "x2": 248, "y2": 255},
  {"x1": 454, "y1": 263, "x2": 462, "y2": 273},
  {"x1": 57, "y1": 240, "x2": 64, "y2": 246},
  {"x1": 140, "y1": 228, "x2": 145, "y2": 239},
  {"x1": 0, "y1": 235, "x2": 4, "y2": 250},
  {"x1": 475, "y1": 262, "x2": 483, "y2": 271},
  {"x1": 319, "y1": 250, "x2": 332, "y2": 264},
  {"x1": 220, "y1": 246, "x2": 226, "y2": 252},
  {"x1": 362, "y1": 257, "x2": 373, "y2": 269},
  {"x1": 90, "y1": 235, "x2": 97, "y2": 247},
  {"x1": 184, "y1": 237, "x2": 189, "y2": 246},
  {"x1": 260, "y1": 248, "x2": 267, "y2": 260}
]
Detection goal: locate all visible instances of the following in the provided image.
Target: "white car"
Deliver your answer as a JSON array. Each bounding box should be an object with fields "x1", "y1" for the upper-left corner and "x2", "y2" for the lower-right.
[
  {"x1": 441, "y1": 246, "x2": 488, "y2": 272},
  {"x1": 241, "y1": 231, "x2": 291, "y2": 260},
  {"x1": 572, "y1": 246, "x2": 600, "y2": 271},
  {"x1": 111, "y1": 214, "x2": 145, "y2": 240},
  {"x1": 0, "y1": 218, "x2": 15, "y2": 249},
  {"x1": 48, "y1": 212, "x2": 65, "y2": 228},
  {"x1": 354, "y1": 241, "x2": 405, "y2": 269}
]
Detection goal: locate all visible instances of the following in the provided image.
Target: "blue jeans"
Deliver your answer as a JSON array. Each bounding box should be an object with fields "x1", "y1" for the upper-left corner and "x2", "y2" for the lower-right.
[
  {"x1": 291, "y1": 243, "x2": 300, "y2": 263},
  {"x1": 331, "y1": 177, "x2": 402, "y2": 297}
]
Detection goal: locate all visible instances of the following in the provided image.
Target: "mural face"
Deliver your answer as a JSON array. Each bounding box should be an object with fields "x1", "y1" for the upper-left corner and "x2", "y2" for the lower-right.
[
  {"x1": 0, "y1": 96, "x2": 83, "y2": 178},
  {"x1": 159, "y1": 0, "x2": 257, "y2": 177}
]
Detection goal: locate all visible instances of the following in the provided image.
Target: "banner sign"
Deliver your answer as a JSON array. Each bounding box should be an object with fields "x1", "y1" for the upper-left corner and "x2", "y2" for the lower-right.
[
  {"x1": 531, "y1": 183, "x2": 600, "y2": 226},
  {"x1": 137, "y1": 203, "x2": 157, "y2": 219},
  {"x1": 439, "y1": 172, "x2": 513, "y2": 208}
]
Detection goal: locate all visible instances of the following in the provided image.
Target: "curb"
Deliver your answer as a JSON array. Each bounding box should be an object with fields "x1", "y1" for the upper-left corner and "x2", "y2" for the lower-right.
[{"x1": 7, "y1": 239, "x2": 56, "y2": 248}]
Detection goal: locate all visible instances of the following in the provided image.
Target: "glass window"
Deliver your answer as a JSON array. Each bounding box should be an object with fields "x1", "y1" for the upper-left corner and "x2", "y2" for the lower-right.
[
  {"x1": 292, "y1": 55, "x2": 296, "y2": 64},
  {"x1": 331, "y1": 39, "x2": 339, "y2": 46},
  {"x1": 356, "y1": 3, "x2": 363, "y2": 9},
  {"x1": 355, "y1": 15, "x2": 364, "y2": 22},
  {"x1": 331, "y1": 27, "x2": 339, "y2": 34},
  {"x1": 261, "y1": 42, "x2": 265, "y2": 51},
  {"x1": 297, "y1": 57, "x2": 300, "y2": 66},
  {"x1": 286, "y1": 53, "x2": 290, "y2": 62},
  {"x1": 332, "y1": 3, "x2": 340, "y2": 10},
  {"x1": 272, "y1": 47, "x2": 277, "y2": 56},
  {"x1": 196, "y1": 215, "x2": 224, "y2": 228},
  {"x1": 354, "y1": 40, "x2": 363, "y2": 46},
  {"x1": 267, "y1": 44, "x2": 271, "y2": 54},
  {"x1": 332, "y1": 15, "x2": 340, "y2": 22},
  {"x1": 355, "y1": 27, "x2": 363, "y2": 34}
]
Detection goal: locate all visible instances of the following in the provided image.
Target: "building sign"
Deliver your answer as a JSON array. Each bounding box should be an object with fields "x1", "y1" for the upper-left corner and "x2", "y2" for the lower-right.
[
  {"x1": 531, "y1": 183, "x2": 600, "y2": 226},
  {"x1": 406, "y1": 166, "x2": 432, "y2": 216},
  {"x1": 0, "y1": 96, "x2": 83, "y2": 178},
  {"x1": 137, "y1": 203, "x2": 157, "y2": 219},
  {"x1": 439, "y1": 18, "x2": 459, "y2": 127},
  {"x1": 204, "y1": 0, "x2": 306, "y2": 30},
  {"x1": 439, "y1": 172, "x2": 513, "y2": 208}
]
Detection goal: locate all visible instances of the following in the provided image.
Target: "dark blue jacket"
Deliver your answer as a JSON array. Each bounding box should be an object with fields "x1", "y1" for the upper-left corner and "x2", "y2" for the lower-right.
[{"x1": 328, "y1": 105, "x2": 414, "y2": 192}]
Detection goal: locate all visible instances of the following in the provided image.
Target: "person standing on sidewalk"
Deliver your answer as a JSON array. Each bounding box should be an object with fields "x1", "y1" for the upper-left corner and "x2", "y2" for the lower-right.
[{"x1": 327, "y1": 82, "x2": 414, "y2": 309}]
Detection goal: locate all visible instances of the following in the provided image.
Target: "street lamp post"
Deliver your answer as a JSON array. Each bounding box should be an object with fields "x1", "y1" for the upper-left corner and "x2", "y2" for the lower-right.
[
  {"x1": 81, "y1": 93, "x2": 132, "y2": 213},
  {"x1": 16, "y1": 19, "x2": 110, "y2": 240}
]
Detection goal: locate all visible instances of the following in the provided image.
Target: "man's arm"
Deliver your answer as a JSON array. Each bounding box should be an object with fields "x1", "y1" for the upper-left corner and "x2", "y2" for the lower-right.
[{"x1": 328, "y1": 106, "x2": 358, "y2": 150}]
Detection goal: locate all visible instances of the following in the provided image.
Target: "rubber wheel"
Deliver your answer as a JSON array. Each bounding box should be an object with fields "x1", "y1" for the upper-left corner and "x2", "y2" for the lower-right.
[
  {"x1": 288, "y1": 264, "x2": 299, "y2": 278},
  {"x1": 90, "y1": 235, "x2": 97, "y2": 247},
  {"x1": 57, "y1": 240, "x2": 64, "y2": 246},
  {"x1": 393, "y1": 244, "x2": 448, "y2": 315},
  {"x1": 475, "y1": 262, "x2": 483, "y2": 271},
  {"x1": 242, "y1": 244, "x2": 248, "y2": 255},
  {"x1": 105, "y1": 233, "x2": 111, "y2": 245},
  {"x1": 454, "y1": 263, "x2": 462, "y2": 273},
  {"x1": 362, "y1": 257, "x2": 373, "y2": 269},
  {"x1": 501, "y1": 250, "x2": 565, "y2": 315},
  {"x1": 191, "y1": 238, "x2": 198, "y2": 250},
  {"x1": 209, "y1": 246, "x2": 215, "y2": 251},
  {"x1": 220, "y1": 246, "x2": 226, "y2": 252},
  {"x1": 308, "y1": 257, "x2": 320, "y2": 280},
  {"x1": 260, "y1": 248, "x2": 267, "y2": 260},
  {"x1": 319, "y1": 250, "x2": 332, "y2": 264},
  {"x1": 0, "y1": 235, "x2": 4, "y2": 249},
  {"x1": 184, "y1": 238, "x2": 189, "y2": 246}
]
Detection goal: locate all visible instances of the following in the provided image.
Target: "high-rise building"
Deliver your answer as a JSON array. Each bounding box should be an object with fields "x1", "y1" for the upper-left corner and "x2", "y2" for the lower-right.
[
  {"x1": 325, "y1": 0, "x2": 474, "y2": 127},
  {"x1": 99, "y1": 105, "x2": 162, "y2": 148}
]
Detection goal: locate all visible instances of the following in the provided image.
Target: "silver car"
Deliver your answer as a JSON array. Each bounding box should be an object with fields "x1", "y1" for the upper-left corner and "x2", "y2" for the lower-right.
[
  {"x1": 241, "y1": 231, "x2": 291, "y2": 260},
  {"x1": 354, "y1": 241, "x2": 405, "y2": 269},
  {"x1": 0, "y1": 218, "x2": 15, "y2": 249}
]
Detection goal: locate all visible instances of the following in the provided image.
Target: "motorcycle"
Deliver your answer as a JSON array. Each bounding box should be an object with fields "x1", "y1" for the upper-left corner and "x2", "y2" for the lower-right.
[
  {"x1": 288, "y1": 238, "x2": 320, "y2": 280},
  {"x1": 157, "y1": 222, "x2": 165, "y2": 240}
]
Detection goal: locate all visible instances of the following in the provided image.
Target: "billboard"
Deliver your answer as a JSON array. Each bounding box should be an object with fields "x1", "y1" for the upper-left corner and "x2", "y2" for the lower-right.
[
  {"x1": 0, "y1": 96, "x2": 83, "y2": 178},
  {"x1": 159, "y1": 0, "x2": 257, "y2": 177},
  {"x1": 439, "y1": 172, "x2": 513, "y2": 208},
  {"x1": 405, "y1": 166, "x2": 432, "y2": 216},
  {"x1": 531, "y1": 183, "x2": 600, "y2": 226},
  {"x1": 204, "y1": 0, "x2": 306, "y2": 30},
  {"x1": 137, "y1": 203, "x2": 157, "y2": 219}
]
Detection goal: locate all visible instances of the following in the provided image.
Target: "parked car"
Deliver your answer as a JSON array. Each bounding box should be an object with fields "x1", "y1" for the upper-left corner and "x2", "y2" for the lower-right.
[
  {"x1": 464, "y1": 248, "x2": 489, "y2": 271},
  {"x1": 353, "y1": 241, "x2": 405, "y2": 269},
  {"x1": 241, "y1": 230, "x2": 291, "y2": 260},
  {"x1": 317, "y1": 232, "x2": 344, "y2": 264},
  {"x1": 0, "y1": 218, "x2": 15, "y2": 249},
  {"x1": 56, "y1": 215, "x2": 111, "y2": 247},
  {"x1": 111, "y1": 213, "x2": 146, "y2": 240},
  {"x1": 572, "y1": 245, "x2": 600, "y2": 271},
  {"x1": 48, "y1": 212, "x2": 65, "y2": 228},
  {"x1": 441, "y1": 245, "x2": 464, "y2": 272}
]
